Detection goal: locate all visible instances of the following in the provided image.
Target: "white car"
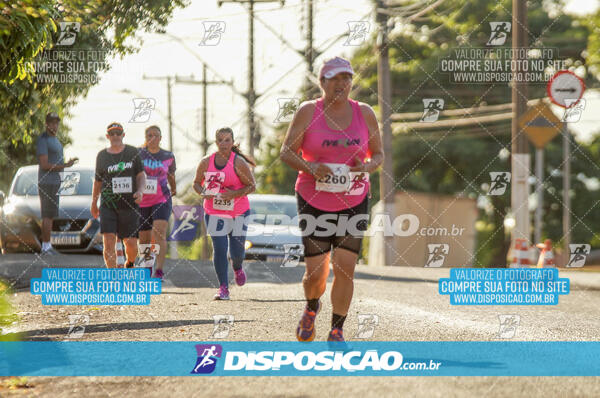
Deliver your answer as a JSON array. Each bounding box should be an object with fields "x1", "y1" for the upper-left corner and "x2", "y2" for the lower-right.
[{"x1": 244, "y1": 194, "x2": 304, "y2": 262}]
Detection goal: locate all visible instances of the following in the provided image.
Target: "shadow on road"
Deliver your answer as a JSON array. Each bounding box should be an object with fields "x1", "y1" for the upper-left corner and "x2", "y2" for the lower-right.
[
  {"x1": 21, "y1": 318, "x2": 253, "y2": 340},
  {"x1": 353, "y1": 271, "x2": 438, "y2": 284},
  {"x1": 243, "y1": 298, "x2": 306, "y2": 303}
]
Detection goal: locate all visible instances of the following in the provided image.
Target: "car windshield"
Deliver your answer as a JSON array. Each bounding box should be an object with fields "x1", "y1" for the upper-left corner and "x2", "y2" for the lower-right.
[
  {"x1": 248, "y1": 198, "x2": 298, "y2": 225},
  {"x1": 12, "y1": 169, "x2": 95, "y2": 196}
]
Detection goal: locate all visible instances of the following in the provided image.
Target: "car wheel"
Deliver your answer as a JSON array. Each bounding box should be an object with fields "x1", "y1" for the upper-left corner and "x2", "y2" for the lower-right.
[{"x1": 0, "y1": 234, "x2": 14, "y2": 254}]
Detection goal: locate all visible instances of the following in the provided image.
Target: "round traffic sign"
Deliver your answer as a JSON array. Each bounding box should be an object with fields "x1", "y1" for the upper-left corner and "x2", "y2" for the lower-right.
[{"x1": 546, "y1": 70, "x2": 585, "y2": 108}]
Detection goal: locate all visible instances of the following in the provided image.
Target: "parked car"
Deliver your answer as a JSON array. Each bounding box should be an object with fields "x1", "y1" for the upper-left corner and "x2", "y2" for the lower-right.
[
  {"x1": 244, "y1": 194, "x2": 304, "y2": 262},
  {"x1": 0, "y1": 165, "x2": 102, "y2": 253}
]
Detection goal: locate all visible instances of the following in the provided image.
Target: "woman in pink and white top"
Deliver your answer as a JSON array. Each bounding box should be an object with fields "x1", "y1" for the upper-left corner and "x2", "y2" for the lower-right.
[
  {"x1": 280, "y1": 57, "x2": 384, "y2": 345},
  {"x1": 193, "y1": 127, "x2": 256, "y2": 300}
]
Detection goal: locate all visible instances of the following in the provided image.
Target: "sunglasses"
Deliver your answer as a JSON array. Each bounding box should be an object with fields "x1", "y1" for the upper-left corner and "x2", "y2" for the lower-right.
[{"x1": 108, "y1": 130, "x2": 123, "y2": 136}]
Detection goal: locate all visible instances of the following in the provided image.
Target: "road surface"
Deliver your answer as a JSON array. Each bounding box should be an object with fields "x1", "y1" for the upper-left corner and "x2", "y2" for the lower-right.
[{"x1": 1, "y1": 254, "x2": 599, "y2": 397}]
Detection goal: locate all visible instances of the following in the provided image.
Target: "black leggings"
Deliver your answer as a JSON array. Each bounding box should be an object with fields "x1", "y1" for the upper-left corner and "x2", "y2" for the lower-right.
[{"x1": 296, "y1": 192, "x2": 369, "y2": 258}]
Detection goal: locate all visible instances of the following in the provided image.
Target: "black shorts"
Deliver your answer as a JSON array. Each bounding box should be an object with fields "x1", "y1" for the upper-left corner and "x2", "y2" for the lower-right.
[
  {"x1": 39, "y1": 184, "x2": 60, "y2": 219},
  {"x1": 99, "y1": 206, "x2": 140, "y2": 239},
  {"x1": 296, "y1": 192, "x2": 369, "y2": 257},
  {"x1": 139, "y1": 199, "x2": 172, "y2": 231}
]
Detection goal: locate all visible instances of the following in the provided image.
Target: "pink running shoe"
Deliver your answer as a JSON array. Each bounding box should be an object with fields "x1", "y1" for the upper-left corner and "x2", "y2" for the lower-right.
[
  {"x1": 213, "y1": 285, "x2": 230, "y2": 300},
  {"x1": 234, "y1": 268, "x2": 246, "y2": 286},
  {"x1": 153, "y1": 269, "x2": 164, "y2": 281}
]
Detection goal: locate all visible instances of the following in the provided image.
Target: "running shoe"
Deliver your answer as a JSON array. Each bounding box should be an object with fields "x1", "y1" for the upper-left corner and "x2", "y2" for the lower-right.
[
  {"x1": 296, "y1": 300, "x2": 321, "y2": 342},
  {"x1": 213, "y1": 285, "x2": 230, "y2": 300},
  {"x1": 153, "y1": 269, "x2": 164, "y2": 281},
  {"x1": 327, "y1": 328, "x2": 350, "y2": 352},
  {"x1": 234, "y1": 268, "x2": 246, "y2": 286}
]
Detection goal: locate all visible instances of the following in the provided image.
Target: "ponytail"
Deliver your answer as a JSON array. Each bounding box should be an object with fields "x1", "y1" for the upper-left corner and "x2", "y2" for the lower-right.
[
  {"x1": 232, "y1": 143, "x2": 256, "y2": 167},
  {"x1": 216, "y1": 127, "x2": 256, "y2": 167}
]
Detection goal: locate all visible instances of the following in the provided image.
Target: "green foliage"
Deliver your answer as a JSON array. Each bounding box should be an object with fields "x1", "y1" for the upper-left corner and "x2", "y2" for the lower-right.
[
  {"x1": 0, "y1": 280, "x2": 19, "y2": 341},
  {"x1": 0, "y1": 0, "x2": 188, "y2": 191},
  {"x1": 256, "y1": 125, "x2": 297, "y2": 195},
  {"x1": 177, "y1": 237, "x2": 212, "y2": 261}
]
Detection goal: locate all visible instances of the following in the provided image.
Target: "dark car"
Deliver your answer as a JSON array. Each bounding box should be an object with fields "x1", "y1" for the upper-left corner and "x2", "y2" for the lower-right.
[{"x1": 0, "y1": 165, "x2": 102, "y2": 254}]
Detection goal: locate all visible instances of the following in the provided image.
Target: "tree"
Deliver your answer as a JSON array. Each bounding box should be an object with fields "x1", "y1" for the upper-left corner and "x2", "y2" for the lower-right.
[{"x1": 0, "y1": 0, "x2": 188, "y2": 190}]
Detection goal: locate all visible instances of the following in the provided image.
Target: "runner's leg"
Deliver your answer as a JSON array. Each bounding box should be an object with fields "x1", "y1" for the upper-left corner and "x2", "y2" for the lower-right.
[
  {"x1": 228, "y1": 210, "x2": 249, "y2": 271},
  {"x1": 138, "y1": 205, "x2": 153, "y2": 245},
  {"x1": 152, "y1": 219, "x2": 169, "y2": 271},
  {"x1": 118, "y1": 208, "x2": 140, "y2": 266},
  {"x1": 303, "y1": 252, "x2": 330, "y2": 300},
  {"x1": 206, "y1": 214, "x2": 229, "y2": 287},
  {"x1": 102, "y1": 233, "x2": 117, "y2": 268},
  {"x1": 330, "y1": 247, "x2": 358, "y2": 318},
  {"x1": 139, "y1": 230, "x2": 152, "y2": 245},
  {"x1": 123, "y1": 237, "x2": 138, "y2": 266}
]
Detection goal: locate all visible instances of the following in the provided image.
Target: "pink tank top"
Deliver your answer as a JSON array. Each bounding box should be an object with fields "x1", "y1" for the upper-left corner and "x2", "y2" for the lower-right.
[
  {"x1": 203, "y1": 151, "x2": 250, "y2": 218},
  {"x1": 295, "y1": 98, "x2": 371, "y2": 211}
]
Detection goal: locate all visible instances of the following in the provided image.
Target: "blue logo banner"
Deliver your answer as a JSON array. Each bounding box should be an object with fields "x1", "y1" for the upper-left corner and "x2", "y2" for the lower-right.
[
  {"x1": 1, "y1": 341, "x2": 599, "y2": 376},
  {"x1": 168, "y1": 205, "x2": 204, "y2": 241},
  {"x1": 30, "y1": 268, "x2": 161, "y2": 305},
  {"x1": 439, "y1": 268, "x2": 569, "y2": 305}
]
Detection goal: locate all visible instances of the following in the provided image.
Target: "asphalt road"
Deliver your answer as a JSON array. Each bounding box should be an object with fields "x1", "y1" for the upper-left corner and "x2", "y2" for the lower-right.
[{"x1": 1, "y1": 254, "x2": 600, "y2": 397}]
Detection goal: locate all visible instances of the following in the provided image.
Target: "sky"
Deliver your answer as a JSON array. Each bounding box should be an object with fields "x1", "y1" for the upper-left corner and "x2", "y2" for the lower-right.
[{"x1": 63, "y1": 0, "x2": 600, "y2": 184}]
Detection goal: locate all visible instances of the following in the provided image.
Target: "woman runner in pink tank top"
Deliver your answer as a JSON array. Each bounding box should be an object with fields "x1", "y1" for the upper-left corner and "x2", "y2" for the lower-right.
[
  {"x1": 193, "y1": 127, "x2": 256, "y2": 300},
  {"x1": 280, "y1": 57, "x2": 384, "y2": 346}
]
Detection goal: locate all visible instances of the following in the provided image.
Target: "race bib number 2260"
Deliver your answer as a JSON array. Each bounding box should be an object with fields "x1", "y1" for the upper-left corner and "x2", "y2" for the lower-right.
[{"x1": 315, "y1": 163, "x2": 349, "y2": 193}]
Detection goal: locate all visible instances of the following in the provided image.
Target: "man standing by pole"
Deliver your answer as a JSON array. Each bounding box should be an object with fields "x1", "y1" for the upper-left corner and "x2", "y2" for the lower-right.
[{"x1": 36, "y1": 112, "x2": 78, "y2": 255}]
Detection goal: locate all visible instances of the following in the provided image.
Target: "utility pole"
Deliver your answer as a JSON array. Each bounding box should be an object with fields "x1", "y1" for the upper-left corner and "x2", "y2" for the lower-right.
[
  {"x1": 253, "y1": 0, "x2": 320, "y2": 96},
  {"x1": 202, "y1": 64, "x2": 209, "y2": 155},
  {"x1": 376, "y1": 0, "x2": 395, "y2": 266},
  {"x1": 218, "y1": 0, "x2": 285, "y2": 158},
  {"x1": 305, "y1": 0, "x2": 314, "y2": 75},
  {"x1": 143, "y1": 75, "x2": 173, "y2": 151},
  {"x1": 510, "y1": 0, "x2": 530, "y2": 256},
  {"x1": 174, "y1": 68, "x2": 233, "y2": 154}
]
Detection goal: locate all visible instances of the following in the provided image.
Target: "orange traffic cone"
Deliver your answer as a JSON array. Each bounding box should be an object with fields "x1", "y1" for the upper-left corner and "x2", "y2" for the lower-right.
[
  {"x1": 510, "y1": 238, "x2": 531, "y2": 268},
  {"x1": 536, "y1": 239, "x2": 555, "y2": 268}
]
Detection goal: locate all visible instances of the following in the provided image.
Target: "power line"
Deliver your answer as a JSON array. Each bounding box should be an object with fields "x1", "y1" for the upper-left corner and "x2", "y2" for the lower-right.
[{"x1": 218, "y1": 0, "x2": 286, "y2": 159}]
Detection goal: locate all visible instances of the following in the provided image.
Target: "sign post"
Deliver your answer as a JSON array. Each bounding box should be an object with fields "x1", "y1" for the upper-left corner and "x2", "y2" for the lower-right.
[
  {"x1": 518, "y1": 102, "x2": 563, "y2": 248},
  {"x1": 546, "y1": 70, "x2": 585, "y2": 265}
]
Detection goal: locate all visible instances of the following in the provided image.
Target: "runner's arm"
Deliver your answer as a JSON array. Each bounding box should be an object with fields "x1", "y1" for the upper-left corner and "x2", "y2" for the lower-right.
[
  {"x1": 356, "y1": 104, "x2": 384, "y2": 173},
  {"x1": 167, "y1": 173, "x2": 177, "y2": 196},
  {"x1": 280, "y1": 102, "x2": 318, "y2": 176},
  {"x1": 90, "y1": 179, "x2": 101, "y2": 219},
  {"x1": 193, "y1": 157, "x2": 210, "y2": 195},
  {"x1": 134, "y1": 171, "x2": 146, "y2": 204}
]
